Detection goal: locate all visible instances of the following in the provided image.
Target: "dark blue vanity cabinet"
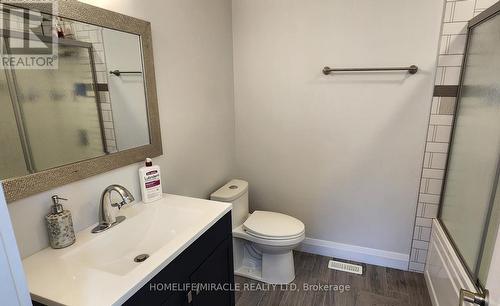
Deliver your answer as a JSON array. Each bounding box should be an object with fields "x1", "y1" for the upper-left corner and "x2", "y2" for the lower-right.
[
  {"x1": 32, "y1": 212, "x2": 235, "y2": 306},
  {"x1": 124, "y1": 212, "x2": 235, "y2": 306}
]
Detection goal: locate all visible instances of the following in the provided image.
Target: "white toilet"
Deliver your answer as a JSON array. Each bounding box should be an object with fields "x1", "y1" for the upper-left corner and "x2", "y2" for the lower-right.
[{"x1": 211, "y1": 179, "x2": 305, "y2": 284}]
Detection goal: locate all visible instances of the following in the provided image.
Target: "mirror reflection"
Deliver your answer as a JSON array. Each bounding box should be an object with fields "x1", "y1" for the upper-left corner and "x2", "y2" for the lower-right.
[{"x1": 0, "y1": 5, "x2": 150, "y2": 180}]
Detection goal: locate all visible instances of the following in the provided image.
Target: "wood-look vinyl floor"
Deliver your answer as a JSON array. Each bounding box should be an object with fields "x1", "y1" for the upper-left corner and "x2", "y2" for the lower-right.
[{"x1": 234, "y1": 251, "x2": 432, "y2": 306}]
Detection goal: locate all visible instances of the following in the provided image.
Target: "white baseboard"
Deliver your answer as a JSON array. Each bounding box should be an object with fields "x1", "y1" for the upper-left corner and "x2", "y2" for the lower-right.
[{"x1": 297, "y1": 237, "x2": 410, "y2": 271}]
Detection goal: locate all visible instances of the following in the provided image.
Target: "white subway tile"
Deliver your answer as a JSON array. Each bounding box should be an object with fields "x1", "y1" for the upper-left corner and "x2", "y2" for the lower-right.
[
  {"x1": 429, "y1": 115, "x2": 453, "y2": 126},
  {"x1": 431, "y1": 97, "x2": 440, "y2": 115},
  {"x1": 427, "y1": 125, "x2": 436, "y2": 142},
  {"x1": 420, "y1": 178, "x2": 428, "y2": 193},
  {"x1": 104, "y1": 128, "x2": 115, "y2": 140},
  {"x1": 96, "y1": 72, "x2": 108, "y2": 83},
  {"x1": 442, "y1": 22, "x2": 468, "y2": 35},
  {"x1": 88, "y1": 30, "x2": 99, "y2": 43},
  {"x1": 409, "y1": 262, "x2": 425, "y2": 272},
  {"x1": 92, "y1": 43, "x2": 104, "y2": 51},
  {"x1": 99, "y1": 92, "x2": 110, "y2": 102},
  {"x1": 423, "y1": 152, "x2": 432, "y2": 168},
  {"x1": 93, "y1": 51, "x2": 106, "y2": 65},
  {"x1": 416, "y1": 217, "x2": 433, "y2": 228},
  {"x1": 443, "y1": 66, "x2": 462, "y2": 85},
  {"x1": 439, "y1": 97, "x2": 456, "y2": 115},
  {"x1": 422, "y1": 168, "x2": 445, "y2": 179},
  {"x1": 447, "y1": 34, "x2": 467, "y2": 54},
  {"x1": 440, "y1": 36, "x2": 449, "y2": 55},
  {"x1": 420, "y1": 193, "x2": 441, "y2": 204},
  {"x1": 76, "y1": 34, "x2": 90, "y2": 41},
  {"x1": 76, "y1": 29, "x2": 89, "y2": 36},
  {"x1": 431, "y1": 153, "x2": 448, "y2": 169},
  {"x1": 438, "y1": 54, "x2": 464, "y2": 67},
  {"x1": 107, "y1": 146, "x2": 118, "y2": 153},
  {"x1": 420, "y1": 227, "x2": 432, "y2": 241},
  {"x1": 426, "y1": 142, "x2": 449, "y2": 153},
  {"x1": 409, "y1": 1, "x2": 472, "y2": 270},
  {"x1": 424, "y1": 204, "x2": 439, "y2": 218},
  {"x1": 444, "y1": 2, "x2": 454, "y2": 22},
  {"x1": 435, "y1": 125, "x2": 452, "y2": 142},
  {"x1": 414, "y1": 227, "x2": 422, "y2": 240},
  {"x1": 410, "y1": 248, "x2": 418, "y2": 261},
  {"x1": 452, "y1": 0, "x2": 475, "y2": 21},
  {"x1": 427, "y1": 179, "x2": 443, "y2": 195},
  {"x1": 103, "y1": 121, "x2": 114, "y2": 129},
  {"x1": 417, "y1": 249, "x2": 428, "y2": 263},
  {"x1": 94, "y1": 63, "x2": 106, "y2": 72},
  {"x1": 101, "y1": 110, "x2": 112, "y2": 122},
  {"x1": 417, "y1": 202, "x2": 425, "y2": 217},
  {"x1": 413, "y1": 240, "x2": 430, "y2": 250},
  {"x1": 475, "y1": 0, "x2": 498, "y2": 10},
  {"x1": 435, "y1": 67, "x2": 444, "y2": 85}
]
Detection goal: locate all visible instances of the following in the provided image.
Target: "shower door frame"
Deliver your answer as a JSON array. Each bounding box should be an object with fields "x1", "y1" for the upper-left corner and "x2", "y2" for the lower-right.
[
  {"x1": 1, "y1": 50, "x2": 36, "y2": 175},
  {"x1": 437, "y1": 0, "x2": 500, "y2": 292}
]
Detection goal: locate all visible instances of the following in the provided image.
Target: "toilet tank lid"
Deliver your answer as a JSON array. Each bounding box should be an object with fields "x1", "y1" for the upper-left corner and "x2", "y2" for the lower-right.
[{"x1": 210, "y1": 179, "x2": 248, "y2": 202}]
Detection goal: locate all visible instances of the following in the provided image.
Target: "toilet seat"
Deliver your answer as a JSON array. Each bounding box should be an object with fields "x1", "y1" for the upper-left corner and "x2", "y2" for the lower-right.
[
  {"x1": 243, "y1": 211, "x2": 305, "y2": 240},
  {"x1": 233, "y1": 225, "x2": 305, "y2": 247}
]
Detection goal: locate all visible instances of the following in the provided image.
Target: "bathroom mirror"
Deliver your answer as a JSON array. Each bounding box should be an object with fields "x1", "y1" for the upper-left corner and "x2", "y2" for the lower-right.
[{"x1": 0, "y1": 1, "x2": 162, "y2": 202}]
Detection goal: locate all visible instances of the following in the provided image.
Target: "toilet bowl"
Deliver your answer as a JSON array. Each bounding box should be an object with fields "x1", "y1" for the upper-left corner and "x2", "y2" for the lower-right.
[{"x1": 211, "y1": 179, "x2": 305, "y2": 284}]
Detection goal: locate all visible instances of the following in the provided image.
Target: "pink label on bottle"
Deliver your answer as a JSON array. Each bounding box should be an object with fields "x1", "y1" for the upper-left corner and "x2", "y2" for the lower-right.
[{"x1": 145, "y1": 180, "x2": 160, "y2": 188}]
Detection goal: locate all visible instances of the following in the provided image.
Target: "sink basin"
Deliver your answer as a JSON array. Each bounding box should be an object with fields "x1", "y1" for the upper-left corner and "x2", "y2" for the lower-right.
[
  {"x1": 22, "y1": 194, "x2": 231, "y2": 306},
  {"x1": 63, "y1": 201, "x2": 204, "y2": 275}
]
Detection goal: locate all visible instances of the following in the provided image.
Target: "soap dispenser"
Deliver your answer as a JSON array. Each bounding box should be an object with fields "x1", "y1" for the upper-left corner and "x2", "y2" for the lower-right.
[{"x1": 45, "y1": 195, "x2": 76, "y2": 249}]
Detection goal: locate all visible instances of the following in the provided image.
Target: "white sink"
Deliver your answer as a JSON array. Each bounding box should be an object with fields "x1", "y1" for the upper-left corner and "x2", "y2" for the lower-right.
[
  {"x1": 63, "y1": 201, "x2": 204, "y2": 275},
  {"x1": 23, "y1": 194, "x2": 231, "y2": 306}
]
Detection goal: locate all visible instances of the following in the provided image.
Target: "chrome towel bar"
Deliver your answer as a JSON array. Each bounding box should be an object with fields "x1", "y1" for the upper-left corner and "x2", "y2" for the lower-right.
[
  {"x1": 109, "y1": 70, "x2": 143, "y2": 76},
  {"x1": 322, "y1": 65, "x2": 418, "y2": 75}
]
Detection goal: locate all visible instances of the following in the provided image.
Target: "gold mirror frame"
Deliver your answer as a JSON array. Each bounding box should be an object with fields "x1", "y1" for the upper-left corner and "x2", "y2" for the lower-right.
[{"x1": 1, "y1": 0, "x2": 162, "y2": 203}]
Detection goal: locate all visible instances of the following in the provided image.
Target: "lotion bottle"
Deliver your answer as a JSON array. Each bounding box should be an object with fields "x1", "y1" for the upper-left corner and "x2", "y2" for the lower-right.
[{"x1": 139, "y1": 158, "x2": 163, "y2": 203}]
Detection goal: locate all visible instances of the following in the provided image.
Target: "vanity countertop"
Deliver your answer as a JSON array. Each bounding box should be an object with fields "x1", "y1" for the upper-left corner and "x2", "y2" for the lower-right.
[{"x1": 22, "y1": 194, "x2": 232, "y2": 306}]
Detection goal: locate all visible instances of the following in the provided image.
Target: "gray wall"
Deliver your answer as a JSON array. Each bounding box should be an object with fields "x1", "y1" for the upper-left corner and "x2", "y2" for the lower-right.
[
  {"x1": 232, "y1": 0, "x2": 444, "y2": 256},
  {"x1": 8, "y1": 0, "x2": 235, "y2": 258}
]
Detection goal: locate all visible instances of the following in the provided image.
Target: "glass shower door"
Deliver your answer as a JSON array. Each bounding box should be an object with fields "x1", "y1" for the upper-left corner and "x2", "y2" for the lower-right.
[
  {"x1": 2, "y1": 37, "x2": 106, "y2": 173},
  {"x1": 439, "y1": 6, "x2": 500, "y2": 291},
  {"x1": 11, "y1": 43, "x2": 106, "y2": 172}
]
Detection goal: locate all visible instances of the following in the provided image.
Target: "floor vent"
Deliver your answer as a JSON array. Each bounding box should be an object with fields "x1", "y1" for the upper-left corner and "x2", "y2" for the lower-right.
[{"x1": 328, "y1": 259, "x2": 363, "y2": 275}]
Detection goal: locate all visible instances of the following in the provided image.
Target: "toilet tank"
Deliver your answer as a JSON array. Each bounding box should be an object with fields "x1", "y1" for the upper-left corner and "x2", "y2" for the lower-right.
[{"x1": 210, "y1": 179, "x2": 249, "y2": 228}]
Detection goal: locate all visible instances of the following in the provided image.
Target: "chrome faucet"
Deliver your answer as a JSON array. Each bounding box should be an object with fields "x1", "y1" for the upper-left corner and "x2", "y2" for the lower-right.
[{"x1": 91, "y1": 184, "x2": 134, "y2": 233}]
